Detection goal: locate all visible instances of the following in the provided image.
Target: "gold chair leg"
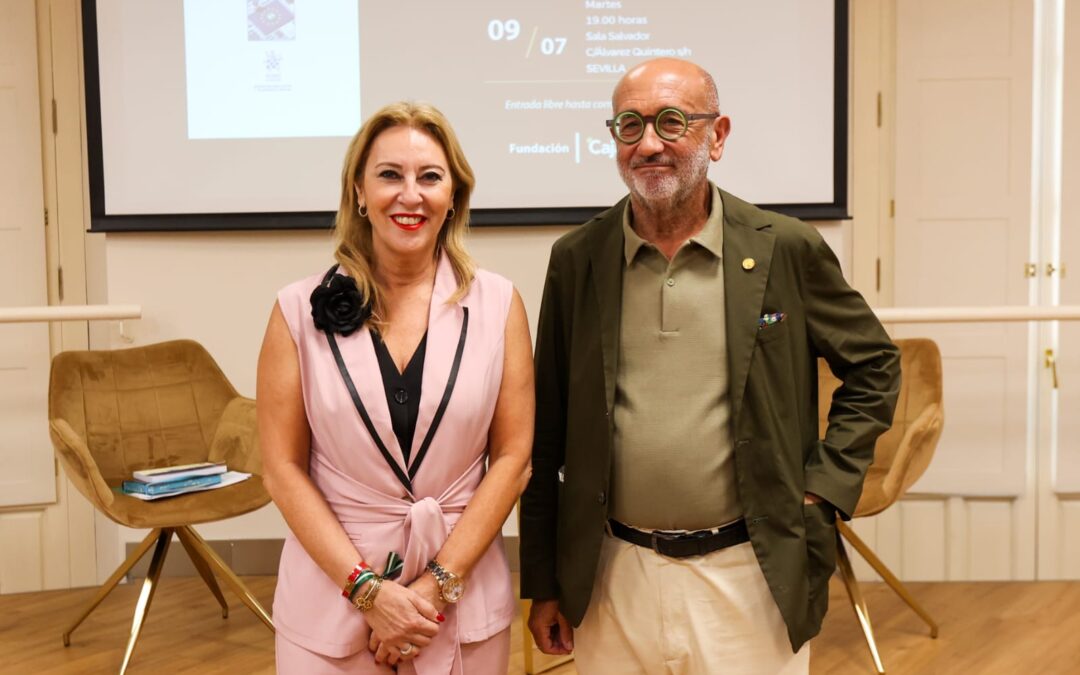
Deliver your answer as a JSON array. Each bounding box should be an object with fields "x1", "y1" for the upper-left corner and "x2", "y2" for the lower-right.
[
  {"x1": 177, "y1": 528, "x2": 229, "y2": 618},
  {"x1": 520, "y1": 599, "x2": 574, "y2": 675},
  {"x1": 62, "y1": 528, "x2": 162, "y2": 647},
  {"x1": 119, "y1": 528, "x2": 174, "y2": 675},
  {"x1": 178, "y1": 526, "x2": 274, "y2": 632},
  {"x1": 837, "y1": 519, "x2": 939, "y2": 638},
  {"x1": 835, "y1": 530, "x2": 886, "y2": 674}
]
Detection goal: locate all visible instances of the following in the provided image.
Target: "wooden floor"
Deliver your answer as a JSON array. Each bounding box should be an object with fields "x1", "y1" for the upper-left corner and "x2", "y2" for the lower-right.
[{"x1": 2, "y1": 576, "x2": 1080, "y2": 674}]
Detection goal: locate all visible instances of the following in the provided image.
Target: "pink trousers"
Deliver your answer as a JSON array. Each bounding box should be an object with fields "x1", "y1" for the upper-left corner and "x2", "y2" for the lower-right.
[{"x1": 275, "y1": 626, "x2": 510, "y2": 674}]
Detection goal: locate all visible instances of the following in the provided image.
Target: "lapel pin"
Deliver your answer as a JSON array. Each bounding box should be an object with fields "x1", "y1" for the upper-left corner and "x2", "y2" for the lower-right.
[{"x1": 741, "y1": 257, "x2": 756, "y2": 271}]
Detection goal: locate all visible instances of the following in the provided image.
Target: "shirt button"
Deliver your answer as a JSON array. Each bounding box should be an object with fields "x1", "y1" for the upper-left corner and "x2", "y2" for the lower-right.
[
  {"x1": 394, "y1": 388, "x2": 408, "y2": 404},
  {"x1": 597, "y1": 491, "x2": 607, "y2": 505},
  {"x1": 666, "y1": 278, "x2": 675, "y2": 287}
]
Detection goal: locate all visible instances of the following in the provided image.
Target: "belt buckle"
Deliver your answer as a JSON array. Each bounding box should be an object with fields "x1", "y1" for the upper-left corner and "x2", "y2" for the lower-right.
[{"x1": 650, "y1": 529, "x2": 679, "y2": 555}]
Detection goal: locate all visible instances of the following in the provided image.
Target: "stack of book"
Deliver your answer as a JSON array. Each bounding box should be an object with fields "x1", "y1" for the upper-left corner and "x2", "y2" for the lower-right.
[{"x1": 121, "y1": 462, "x2": 249, "y2": 501}]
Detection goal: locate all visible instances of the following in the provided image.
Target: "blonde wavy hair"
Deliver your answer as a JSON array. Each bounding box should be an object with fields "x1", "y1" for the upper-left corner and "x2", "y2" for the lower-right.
[{"x1": 333, "y1": 101, "x2": 476, "y2": 328}]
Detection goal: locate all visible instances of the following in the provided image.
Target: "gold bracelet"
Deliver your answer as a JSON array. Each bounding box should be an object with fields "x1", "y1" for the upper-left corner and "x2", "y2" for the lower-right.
[{"x1": 353, "y1": 576, "x2": 383, "y2": 612}]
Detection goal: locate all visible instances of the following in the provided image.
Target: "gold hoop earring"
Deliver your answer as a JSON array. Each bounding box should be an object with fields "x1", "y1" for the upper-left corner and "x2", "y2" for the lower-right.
[{"x1": 358, "y1": 204, "x2": 368, "y2": 218}]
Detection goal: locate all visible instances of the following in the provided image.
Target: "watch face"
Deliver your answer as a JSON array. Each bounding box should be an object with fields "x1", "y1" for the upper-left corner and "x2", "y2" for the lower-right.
[{"x1": 442, "y1": 577, "x2": 465, "y2": 603}]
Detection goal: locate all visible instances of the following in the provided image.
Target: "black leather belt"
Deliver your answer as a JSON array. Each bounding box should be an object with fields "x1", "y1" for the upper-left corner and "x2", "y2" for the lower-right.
[{"x1": 608, "y1": 518, "x2": 750, "y2": 558}]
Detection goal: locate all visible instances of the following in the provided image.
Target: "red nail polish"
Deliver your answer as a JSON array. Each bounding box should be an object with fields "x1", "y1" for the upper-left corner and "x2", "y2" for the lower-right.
[{"x1": 436, "y1": 612, "x2": 446, "y2": 622}]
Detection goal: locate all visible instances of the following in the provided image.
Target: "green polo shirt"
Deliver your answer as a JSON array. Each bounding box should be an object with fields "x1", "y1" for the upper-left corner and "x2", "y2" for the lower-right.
[{"x1": 610, "y1": 184, "x2": 741, "y2": 530}]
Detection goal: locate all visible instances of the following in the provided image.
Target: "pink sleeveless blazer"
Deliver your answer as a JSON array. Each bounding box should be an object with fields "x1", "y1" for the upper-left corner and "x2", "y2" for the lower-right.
[{"x1": 272, "y1": 253, "x2": 515, "y2": 673}]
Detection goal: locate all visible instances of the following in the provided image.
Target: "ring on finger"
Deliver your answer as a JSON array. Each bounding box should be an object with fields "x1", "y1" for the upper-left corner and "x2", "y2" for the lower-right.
[{"x1": 400, "y1": 643, "x2": 415, "y2": 656}]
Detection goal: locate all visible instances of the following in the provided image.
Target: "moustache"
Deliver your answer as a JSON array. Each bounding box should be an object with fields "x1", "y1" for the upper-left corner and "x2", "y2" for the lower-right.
[{"x1": 630, "y1": 156, "x2": 675, "y2": 169}]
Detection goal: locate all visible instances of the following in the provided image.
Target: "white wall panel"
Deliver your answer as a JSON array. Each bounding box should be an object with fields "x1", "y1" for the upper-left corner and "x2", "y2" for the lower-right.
[
  {"x1": 918, "y1": 0, "x2": 1013, "y2": 60},
  {"x1": 916, "y1": 80, "x2": 1011, "y2": 217},
  {"x1": 966, "y1": 500, "x2": 1015, "y2": 580},
  {"x1": 0, "y1": 0, "x2": 52, "y2": 507},
  {"x1": 896, "y1": 0, "x2": 1033, "y2": 505},
  {"x1": 39, "y1": 477, "x2": 99, "y2": 590},
  {"x1": 1055, "y1": 0, "x2": 1080, "y2": 496},
  {"x1": 945, "y1": 496, "x2": 968, "y2": 580},
  {"x1": 841, "y1": 496, "x2": 1028, "y2": 586},
  {"x1": 933, "y1": 358, "x2": 1009, "y2": 475},
  {"x1": 1059, "y1": 501, "x2": 1080, "y2": 578},
  {"x1": 874, "y1": 507, "x2": 904, "y2": 577},
  {"x1": 1035, "y1": 0, "x2": 1080, "y2": 581},
  {"x1": 908, "y1": 220, "x2": 1010, "y2": 310},
  {"x1": 899, "y1": 500, "x2": 947, "y2": 581},
  {"x1": 0, "y1": 512, "x2": 44, "y2": 594},
  {"x1": 39, "y1": 480, "x2": 71, "y2": 590}
]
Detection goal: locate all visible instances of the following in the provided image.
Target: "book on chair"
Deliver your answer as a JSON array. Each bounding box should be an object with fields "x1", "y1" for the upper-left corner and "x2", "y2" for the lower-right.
[
  {"x1": 131, "y1": 461, "x2": 227, "y2": 484},
  {"x1": 122, "y1": 473, "x2": 223, "y2": 496}
]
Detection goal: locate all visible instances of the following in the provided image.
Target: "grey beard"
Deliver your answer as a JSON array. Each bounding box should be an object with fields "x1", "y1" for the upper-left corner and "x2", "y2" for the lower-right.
[{"x1": 619, "y1": 140, "x2": 712, "y2": 212}]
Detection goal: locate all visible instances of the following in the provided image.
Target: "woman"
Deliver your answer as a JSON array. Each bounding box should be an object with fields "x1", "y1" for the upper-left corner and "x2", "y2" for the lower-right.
[{"x1": 257, "y1": 102, "x2": 534, "y2": 673}]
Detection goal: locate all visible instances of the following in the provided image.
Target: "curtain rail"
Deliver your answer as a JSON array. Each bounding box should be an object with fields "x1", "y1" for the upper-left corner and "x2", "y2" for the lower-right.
[
  {"x1": 874, "y1": 305, "x2": 1080, "y2": 323},
  {"x1": 0, "y1": 305, "x2": 142, "y2": 323}
]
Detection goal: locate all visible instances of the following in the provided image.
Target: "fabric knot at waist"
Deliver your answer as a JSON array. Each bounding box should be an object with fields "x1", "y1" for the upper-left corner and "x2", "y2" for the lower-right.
[
  {"x1": 308, "y1": 451, "x2": 486, "y2": 674},
  {"x1": 310, "y1": 452, "x2": 480, "y2": 579}
]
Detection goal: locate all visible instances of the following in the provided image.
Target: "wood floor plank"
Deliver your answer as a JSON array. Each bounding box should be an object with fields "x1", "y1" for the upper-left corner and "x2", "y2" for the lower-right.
[{"x1": 3, "y1": 576, "x2": 1080, "y2": 673}]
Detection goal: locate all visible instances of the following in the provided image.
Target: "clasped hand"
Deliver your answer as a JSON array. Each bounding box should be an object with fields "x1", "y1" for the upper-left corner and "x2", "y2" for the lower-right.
[
  {"x1": 528, "y1": 599, "x2": 574, "y2": 655},
  {"x1": 366, "y1": 575, "x2": 446, "y2": 666}
]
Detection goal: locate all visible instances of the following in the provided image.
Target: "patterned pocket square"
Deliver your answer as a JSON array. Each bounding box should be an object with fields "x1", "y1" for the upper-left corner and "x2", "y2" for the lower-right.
[{"x1": 758, "y1": 312, "x2": 786, "y2": 328}]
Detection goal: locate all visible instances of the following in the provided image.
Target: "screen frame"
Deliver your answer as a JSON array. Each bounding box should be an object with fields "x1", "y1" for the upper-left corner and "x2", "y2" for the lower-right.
[{"x1": 82, "y1": 0, "x2": 850, "y2": 232}]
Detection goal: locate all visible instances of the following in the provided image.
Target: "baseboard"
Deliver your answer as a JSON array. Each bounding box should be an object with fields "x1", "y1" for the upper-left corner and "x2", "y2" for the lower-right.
[
  {"x1": 126, "y1": 537, "x2": 284, "y2": 579},
  {"x1": 127, "y1": 535, "x2": 521, "y2": 579}
]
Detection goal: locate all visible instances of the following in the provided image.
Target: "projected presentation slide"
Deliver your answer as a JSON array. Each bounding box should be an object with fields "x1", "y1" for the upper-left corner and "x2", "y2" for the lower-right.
[
  {"x1": 91, "y1": 0, "x2": 839, "y2": 221},
  {"x1": 183, "y1": 0, "x2": 360, "y2": 140}
]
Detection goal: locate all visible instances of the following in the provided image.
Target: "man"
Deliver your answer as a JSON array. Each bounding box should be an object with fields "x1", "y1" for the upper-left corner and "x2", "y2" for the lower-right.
[{"x1": 519, "y1": 58, "x2": 901, "y2": 674}]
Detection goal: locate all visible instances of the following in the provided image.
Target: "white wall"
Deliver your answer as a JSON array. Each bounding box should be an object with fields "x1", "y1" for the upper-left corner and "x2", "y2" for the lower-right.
[
  {"x1": 99, "y1": 220, "x2": 850, "y2": 552},
  {"x1": 0, "y1": 0, "x2": 870, "y2": 594}
]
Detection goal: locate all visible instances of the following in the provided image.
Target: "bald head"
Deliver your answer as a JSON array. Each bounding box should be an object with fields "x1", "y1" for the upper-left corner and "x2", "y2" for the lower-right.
[
  {"x1": 608, "y1": 58, "x2": 730, "y2": 217},
  {"x1": 613, "y1": 58, "x2": 719, "y2": 113}
]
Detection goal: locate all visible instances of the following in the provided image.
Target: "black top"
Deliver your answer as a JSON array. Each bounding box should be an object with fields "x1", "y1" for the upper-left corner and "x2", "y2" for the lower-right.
[{"x1": 371, "y1": 331, "x2": 427, "y2": 464}]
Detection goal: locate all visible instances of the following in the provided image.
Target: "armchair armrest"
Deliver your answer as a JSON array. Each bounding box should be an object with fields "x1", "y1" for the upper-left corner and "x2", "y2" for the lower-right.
[
  {"x1": 208, "y1": 396, "x2": 262, "y2": 475},
  {"x1": 881, "y1": 402, "x2": 944, "y2": 502},
  {"x1": 48, "y1": 418, "x2": 115, "y2": 510}
]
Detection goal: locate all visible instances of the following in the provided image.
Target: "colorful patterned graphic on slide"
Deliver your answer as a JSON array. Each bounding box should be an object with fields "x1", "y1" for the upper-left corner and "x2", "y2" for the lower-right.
[{"x1": 248, "y1": 0, "x2": 295, "y2": 41}]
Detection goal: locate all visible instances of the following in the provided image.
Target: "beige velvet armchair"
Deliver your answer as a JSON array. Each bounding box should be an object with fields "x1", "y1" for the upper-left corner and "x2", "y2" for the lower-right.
[
  {"x1": 818, "y1": 337, "x2": 945, "y2": 674},
  {"x1": 48, "y1": 339, "x2": 274, "y2": 674}
]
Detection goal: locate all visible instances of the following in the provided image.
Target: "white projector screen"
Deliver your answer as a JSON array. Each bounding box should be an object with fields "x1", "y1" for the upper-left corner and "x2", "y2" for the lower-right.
[{"x1": 84, "y1": 0, "x2": 847, "y2": 231}]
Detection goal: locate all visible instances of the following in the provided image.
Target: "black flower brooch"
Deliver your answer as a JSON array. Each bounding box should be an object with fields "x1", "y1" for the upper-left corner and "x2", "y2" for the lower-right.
[{"x1": 310, "y1": 271, "x2": 371, "y2": 337}]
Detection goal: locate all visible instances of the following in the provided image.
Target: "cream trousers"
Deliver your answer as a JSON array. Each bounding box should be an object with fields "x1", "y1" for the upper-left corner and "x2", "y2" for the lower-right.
[{"x1": 574, "y1": 531, "x2": 810, "y2": 675}]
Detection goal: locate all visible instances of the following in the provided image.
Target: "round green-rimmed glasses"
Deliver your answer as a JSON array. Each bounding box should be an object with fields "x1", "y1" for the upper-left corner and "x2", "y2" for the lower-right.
[{"x1": 605, "y1": 107, "x2": 721, "y2": 144}]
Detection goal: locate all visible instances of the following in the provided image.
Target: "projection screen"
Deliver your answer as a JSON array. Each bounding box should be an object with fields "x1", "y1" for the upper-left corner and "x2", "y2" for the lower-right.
[{"x1": 83, "y1": 0, "x2": 848, "y2": 231}]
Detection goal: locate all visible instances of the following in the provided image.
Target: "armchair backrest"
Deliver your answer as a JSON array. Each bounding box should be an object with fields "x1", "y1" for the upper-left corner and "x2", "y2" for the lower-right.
[
  {"x1": 818, "y1": 338, "x2": 944, "y2": 517},
  {"x1": 49, "y1": 340, "x2": 239, "y2": 485}
]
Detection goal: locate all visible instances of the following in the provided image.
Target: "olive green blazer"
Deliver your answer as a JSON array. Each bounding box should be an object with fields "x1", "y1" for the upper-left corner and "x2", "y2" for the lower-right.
[{"x1": 519, "y1": 190, "x2": 901, "y2": 651}]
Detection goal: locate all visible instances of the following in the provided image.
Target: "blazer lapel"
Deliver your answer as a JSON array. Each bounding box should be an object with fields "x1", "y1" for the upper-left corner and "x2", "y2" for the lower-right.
[
  {"x1": 408, "y1": 253, "x2": 461, "y2": 472},
  {"x1": 586, "y1": 198, "x2": 628, "y2": 414},
  {"x1": 721, "y1": 191, "x2": 776, "y2": 423},
  {"x1": 336, "y1": 323, "x2": 410, "y2": 478}
]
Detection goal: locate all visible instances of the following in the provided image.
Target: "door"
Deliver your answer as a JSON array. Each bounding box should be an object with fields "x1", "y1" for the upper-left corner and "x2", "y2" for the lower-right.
[
  {"x1": 886, "y1": 0, "x2": 1036, "y2": 581},
  {"x1": 1038, "y1": 0, "x2": 1080, "y2": 579},
  {"x1": 0, "y1": 0, "x2": 54, "y2": 507}
]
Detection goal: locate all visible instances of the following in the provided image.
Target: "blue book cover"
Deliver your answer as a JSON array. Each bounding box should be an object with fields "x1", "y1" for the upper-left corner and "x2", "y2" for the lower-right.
[{"x1": 122, "y1": 473, "x2": 223, "y2": 495}]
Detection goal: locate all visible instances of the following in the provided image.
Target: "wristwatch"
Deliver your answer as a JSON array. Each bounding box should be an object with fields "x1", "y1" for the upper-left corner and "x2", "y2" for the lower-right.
[{"x1": 425, "y1": 559, "x2": 466, "y2": 603}]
